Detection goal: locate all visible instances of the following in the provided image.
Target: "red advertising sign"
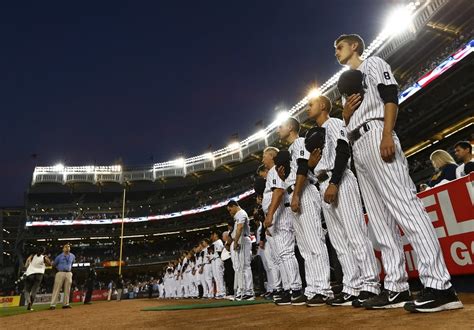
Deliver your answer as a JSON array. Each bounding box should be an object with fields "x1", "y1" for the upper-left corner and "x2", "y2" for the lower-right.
[
  {"x1": 102, "y1": 261, "x2": 125, "y2": 268},
  {"x1": 72, "y1": 289, "x2": 109, "y2": 303},
  {"x1": 368, "y1": 173, "x2": 474, "y2": 278}
]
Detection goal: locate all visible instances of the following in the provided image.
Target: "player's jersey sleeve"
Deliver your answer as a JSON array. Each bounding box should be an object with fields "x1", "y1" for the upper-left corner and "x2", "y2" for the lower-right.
[
  {"x1": 368, "y1": 56, "x2": 398, "y2": 87},
  {"x1": 234, "y1": 210, "x2": 247, "y2": 224},
  {"x1": 327, "y1": 118, "x2": 348, "y2": 143},
  {"x1": 294, "y1": 138, "x2": 310, "y2": 160},
  {"x1": 268, "y1": 167, "x2": 285, "y2": 190},
  {"x1": 214, "y1": 240, "x2": 224, "y2": 252}
]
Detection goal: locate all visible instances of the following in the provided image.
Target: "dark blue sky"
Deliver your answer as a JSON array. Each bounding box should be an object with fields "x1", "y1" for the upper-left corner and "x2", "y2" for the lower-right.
[{"x1": 0, "y1": 0, "x2": 398, "y2": 206}]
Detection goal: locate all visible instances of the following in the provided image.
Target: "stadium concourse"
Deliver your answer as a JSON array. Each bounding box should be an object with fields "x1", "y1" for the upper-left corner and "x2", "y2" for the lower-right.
[{"x1": 1, "y1": 0, "x2": 474, "y2": 328}]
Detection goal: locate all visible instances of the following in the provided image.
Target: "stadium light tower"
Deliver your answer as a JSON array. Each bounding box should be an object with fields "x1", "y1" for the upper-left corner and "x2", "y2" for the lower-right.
[
  {"x1": 255, "y1": 129, "x2": 267, "y2": 140},
  {"x1": 227, "y1": 141, "x2": 241, "y2": 151},
  {"x1": 173, "y1": 157, "x2": 185, "y2": 167},
  {"x1": 307, "y1": 88, "x2": 321, "y2": 100},
  {"x1": 275, "y1": 111, "x2": 290, "y2": 125},
  {"x1": 383, "y1": 4, "x2": 416, "y2": 37},
  {"x1": 53, "y1": 163, "x2": 64, "y2": 171}
]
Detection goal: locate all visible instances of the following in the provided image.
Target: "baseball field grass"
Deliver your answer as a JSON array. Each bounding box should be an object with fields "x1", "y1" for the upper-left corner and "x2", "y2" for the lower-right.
[{"x1": 0, "y1": 302, "x2": 84, "y2": 317}]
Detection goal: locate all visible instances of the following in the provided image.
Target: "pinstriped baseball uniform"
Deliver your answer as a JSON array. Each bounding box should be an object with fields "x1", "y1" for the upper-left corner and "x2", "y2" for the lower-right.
[
  {"x1": 182, "y1": 257, "x2": 191, "y2": 298},
  {"x1": 286, "y1": 138, "x2": 333, "y2": 298},
  {"x1": 256, "y1": 222, "x2": 280, "y2": 292},
  {"x1": 211, "y1": 239, "x2": 226, "y2": 297},
  {"x1": 202, "y1": 248, "x2": 214, "y2": 298},
  {"x1": 261, "y1": 184, "x2": 284, "y2": 293},
  {"x1": 314, "y1": 118, "x2": 380, "y2": 296},
  {"x1": 346, "y1": 56, "x2": 452, "y2": 292},
  {"x1": 230, "y1": 209, "x2": 254, "y2": 297},
  {"x1": 164, "y1": 267, "x2": 174, "y2": 298},
  {"x1": 263, "y1": 166, "x2": 302, "y2": 292}
]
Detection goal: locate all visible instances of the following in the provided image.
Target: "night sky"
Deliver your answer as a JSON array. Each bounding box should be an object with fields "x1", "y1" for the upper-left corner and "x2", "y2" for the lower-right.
[{"x1": 0, "y1": 0, "x2": 399, "y2": 206}]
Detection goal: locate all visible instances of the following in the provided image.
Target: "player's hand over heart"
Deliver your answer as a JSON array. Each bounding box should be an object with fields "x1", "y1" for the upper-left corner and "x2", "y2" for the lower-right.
[
  {"x1": 343, "y1": 94, "x2": 361, "y2": 123},
  {"x1": 308, "y1": 149, "x2": 322, "y2": 169}
]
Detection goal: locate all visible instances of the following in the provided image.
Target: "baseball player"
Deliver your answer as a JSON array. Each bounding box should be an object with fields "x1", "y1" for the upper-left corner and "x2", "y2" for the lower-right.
[
  {"x1": 275, "y1": 118, "x2": 334, "y2": 306},
  {"x1": 260, "y1": 152, "x2": 303, "y2": 305},
  {"x1": 334, "y1": 33, "x2": 463, "y2": 312},
  {"x1": 210, "y1": 231, "x2": 226, "y2": 299},
  {"x1": 254, "y1": 172, "x2": 284, "y2": 300},
  {"x1": 227, "y1": 200, "x2": 255, "y2": 300},
  {"x1": 305, "y1": 94, "x2": 381, "y2": 306},
  {"x1": 194, "y1": 244, "x2": 205, "y2": 298},
  {"x1": 254, "y1": 209, "x2": 278, "y2": 297},
  {"x1": 189, "y1": 251, "x2": 199, "y2": 298},
  {"x1": 176, "y1": 257, "x2": 184, "y2": 298},
  {"x1": 201, "y1": 240, "x2": 214, "y2": 298}
]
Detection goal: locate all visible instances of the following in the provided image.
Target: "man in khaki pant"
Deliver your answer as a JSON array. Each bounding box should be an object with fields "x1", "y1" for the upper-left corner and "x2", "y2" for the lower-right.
[{"x1": 50, "y1": 244, "x2": 75, "y2": 309}]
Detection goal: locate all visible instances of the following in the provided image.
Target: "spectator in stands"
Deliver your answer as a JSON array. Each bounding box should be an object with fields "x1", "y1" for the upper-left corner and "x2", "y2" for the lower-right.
[
  {"x1": 50, "y1": 244, "x2": 75, "y2": 310},
  {"x1": 427, "y1": 150, "x2": 458, "y2": 187},
  {"x1": 454, "y1": 141, "x2": 474, "y2": 178}
]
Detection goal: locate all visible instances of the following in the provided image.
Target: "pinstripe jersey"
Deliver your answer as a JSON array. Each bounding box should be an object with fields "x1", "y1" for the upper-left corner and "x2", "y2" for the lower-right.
[
  {"x1": 314, "y1": 118, "x2": 349, "y2": 176},
  {"x1": 262, "y1": 166, "x2": 289, "y2": 213},
  {"x1": 286, "y1": 137, "x2": 317, "y2": 187},
  {"x1": 344, "y1": 56, "x2": 398, "y2": 134},
  {"x1": 232, "y1": 209, "x2": 250, "y2": 239}
]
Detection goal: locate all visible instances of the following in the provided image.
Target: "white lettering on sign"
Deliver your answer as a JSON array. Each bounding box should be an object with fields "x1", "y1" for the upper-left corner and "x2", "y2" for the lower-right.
[
  {"x1": 422, "y1": 194, "x2": 447, "y2": 238},
  {"x1": 437, "y1": 190, "x2": 474, "y2": 236},
  {"x1": 450, "y1": 241, "x2": 474, "y2": 266}
]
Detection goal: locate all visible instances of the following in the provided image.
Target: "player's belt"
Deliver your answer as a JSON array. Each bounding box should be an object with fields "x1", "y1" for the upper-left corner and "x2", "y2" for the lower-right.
[
  {"x1": 286, "y1": 180, "x2": 316, "y2": 195},
  {"x1": 316, "y1": 171, "x2": 329, "y2": 183},
  {"x1": 286, "y1": 185, "x2": 295, "y2": 195},
  {"x1": 348, "y1": 122, "x2": 371, "y2": 144}
]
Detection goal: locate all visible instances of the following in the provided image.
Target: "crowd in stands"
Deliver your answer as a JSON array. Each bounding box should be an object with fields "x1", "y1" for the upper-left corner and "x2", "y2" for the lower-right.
[
  {"x1": 399, "y1": 30, "x2": 473, "y2": 92},
  {"x1": 27, "y1": 175, "x2": 254, "y2": 222},
  {"x1": 408, "y1": 140, "x2": 473, "y2": 190}
]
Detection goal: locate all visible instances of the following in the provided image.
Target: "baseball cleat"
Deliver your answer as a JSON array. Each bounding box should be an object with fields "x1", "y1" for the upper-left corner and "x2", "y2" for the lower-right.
[
  {"x1": 242, "y1": 295, "x2": 255, "y2": 301},
  {"x1": 291, "y1": 290, "x2": 307, "y2": 306},
  {"x1": 327, "y1": 292, "x2": 358, "y2": 306},
  {"x1": 404, "y1": 287, "x2": 463, "y2": 313},
  {"x1": 274, "y1": 291, "x2": 292, "y2": 306},
  {"x1": 363, "y1": 289, "x2": 412, "y2": 309},
  {"x1": 352, "y1": 291, "x2": 377, "y2": 308},
  {"x1": 306, "y1": 294, "x2": 330, "y2": 307}
]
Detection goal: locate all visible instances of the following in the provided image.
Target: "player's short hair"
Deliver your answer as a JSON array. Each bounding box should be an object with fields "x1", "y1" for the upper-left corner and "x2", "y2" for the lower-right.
[
  {"x1": 454, "y1": 141, "x2": 472, "y2": 153},
  {"x1": 317, "y1": 95, "x2": 332, "y2": 114},
  {"x1": 227, "y1": 200, "x2": 239, "y2": 208},
  {"x1": 334, "y1": 34, "x2": 365, "y2": 56},
  {"x1": 286, "y1": 117, "x2": 300, "y2": 133},
  {"x1": 263, "y1": 147, "x2": 279, "y2": 158}
]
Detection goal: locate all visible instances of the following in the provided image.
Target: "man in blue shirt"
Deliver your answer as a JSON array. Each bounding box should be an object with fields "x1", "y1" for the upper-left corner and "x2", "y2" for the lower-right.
[{"x1": 50, "y1": 244, "x2": 75, "y2": 309}]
